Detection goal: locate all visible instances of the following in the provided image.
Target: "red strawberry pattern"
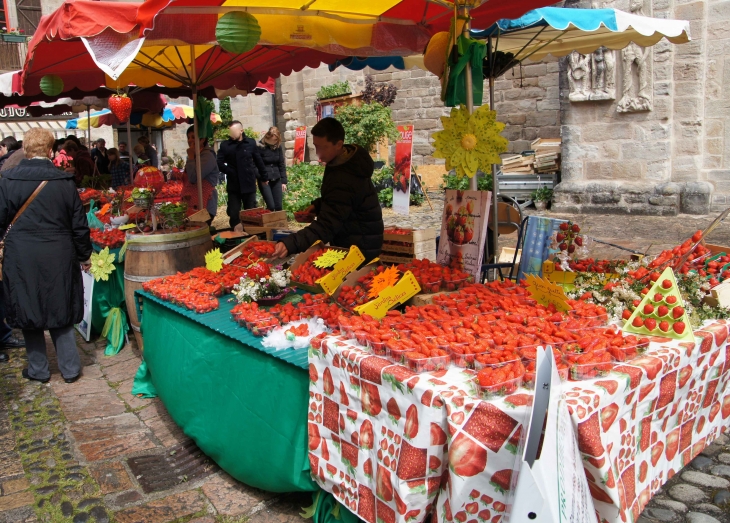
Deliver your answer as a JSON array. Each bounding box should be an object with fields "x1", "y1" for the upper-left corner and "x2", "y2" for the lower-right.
[{"x1": 308, "y1": 323, "x2": 730, "y2": 523}]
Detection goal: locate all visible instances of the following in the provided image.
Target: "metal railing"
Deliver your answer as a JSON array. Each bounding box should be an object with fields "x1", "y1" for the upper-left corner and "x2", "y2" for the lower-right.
[{"x1": 0, "y1": 40, "x2": 28, "y2": 72}]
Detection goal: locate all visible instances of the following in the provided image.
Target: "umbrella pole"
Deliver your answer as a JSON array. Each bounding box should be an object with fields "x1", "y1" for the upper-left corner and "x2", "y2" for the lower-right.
[
  {"x1": 127, "y1": 118, "x2": 133, "y2": 182},
  {"x1": 462, "y1": 12, "x2": 478, "y2": 193},
  {"x1": 86, "y1": 105, "x2": 91, "y2": 149},
  {"x1": 489, "y1": 36, "x2": 500, "y2": 263},
  {"x1": 190, "y1": 45, "x2": 204, "y2": 212}
]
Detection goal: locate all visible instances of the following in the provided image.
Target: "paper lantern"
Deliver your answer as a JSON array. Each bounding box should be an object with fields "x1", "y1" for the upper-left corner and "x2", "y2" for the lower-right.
[
  {"x1": 134, "y1": 166, "x2": 164, "y2": 193},
  {"x1": 215, "y1": 12, "x2": 261, "y2": 55},
  {"x1": 40, "y1": 75, "x2": 64, "y2": 97},
  {"x1": 424, "y1": 32, "x2": 450, "y2": 79}
]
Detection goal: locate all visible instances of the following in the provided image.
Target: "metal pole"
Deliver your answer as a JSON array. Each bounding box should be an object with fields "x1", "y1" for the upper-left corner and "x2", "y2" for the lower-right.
[
  {"x1": 190, "y1": 44, "x2": 204, "y2": 211},
  {"x1": 460, "y1": 9, "x2": 478, "y2": 193},
  {"x1": 126, "y1": 118, "x2": 133, "y2": 181},
  {"x1": 489, "y1": 35, "x2": 500, "y2": 262},
  {"x1": 86, "y1": 105, "x2": 91, "y2": 149}
]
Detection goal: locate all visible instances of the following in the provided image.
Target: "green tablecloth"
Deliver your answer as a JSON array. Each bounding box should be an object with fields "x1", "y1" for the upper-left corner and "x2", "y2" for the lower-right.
[
  {"x1": 138, "y1": 291, "x2": 316, "y2": 493},
  {"x1": 90, "y1": 244, "x2": 128, "y2": 355}
]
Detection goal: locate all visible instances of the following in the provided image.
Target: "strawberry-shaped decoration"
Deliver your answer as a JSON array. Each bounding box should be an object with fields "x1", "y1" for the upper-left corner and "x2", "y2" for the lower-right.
[
  {"x1": 109, "y1": 93, "x2": 132, "y2": 122},
  {"x1": 246, "y1": 261, "x2": 270, "y2": 279}
]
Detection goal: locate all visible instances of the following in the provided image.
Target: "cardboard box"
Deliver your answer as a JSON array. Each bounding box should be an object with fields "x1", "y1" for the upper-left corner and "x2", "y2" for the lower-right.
[
  {"x1": 383, "y1": 228, "x2": 437, "y2": 243},
  {"x1": 704, "y1": 280, "x2": 730, "y2": 308},
  {"x1": 239, "y1": 208, "x2": 288, "y2": 226},
  {"x1": 222, "y1": 237, "x2": 279, "y2": 265},
  {"x1": 380, "y1": 251, "x2": 436, "y2": 264},
  {"x1": 382, "y1": 239, "x2": 437, "y2": 255},
  {"x1": 288, "y1": 243, "x2": 351, "y2": 294},
  {"x1": 330, "y1": 261, "x2": 382, "y2": 309},
  {"x1": 405, "y1": 290, "x2": 456, "y2": 307}
]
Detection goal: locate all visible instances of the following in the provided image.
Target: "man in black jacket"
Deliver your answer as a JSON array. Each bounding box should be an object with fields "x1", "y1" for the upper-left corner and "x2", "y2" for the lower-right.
[
  {"x1": 272, "y1": 118, "x2": 383, "y2": 262},
  {"x1": 217, "y1": 121, "x2": 267, "y2": 228}
]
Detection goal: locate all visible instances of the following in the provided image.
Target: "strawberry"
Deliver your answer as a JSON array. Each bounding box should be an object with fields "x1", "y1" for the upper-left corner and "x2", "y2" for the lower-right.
[
  {"x1": 571, "y1": 224, "x2": 580, "y2": 233},
  {"x1": 644, "y1": 318, "x2": 657, "y2": 331},
  {"x1": 430, "y1": 423, "x2": 447, "y2": 445},
  {"x1": 658, "y1": 305, "x2": 669, "y2": 317},
  {"x1": 449, "y1": 433, "x2": 487, "y2": 477},
  {"x1": 404, "y1": 405, "x2": 419, "y2": 440},
  {"x1": 650, "y1": 272, "x2": 660, "y2": 282},
  {"x1": 653, "y1": 293, "x2": 663, "y2": 303},
  {"x1": 666, "y1": 295, "x2": 678, "y2": 305},
  {"x1": 665, "y1": 428, "x2": 680, "y2": 460},
  {"x1": 386, "y1": 398, "x2": 401, "y2": 423},
  {"x1": 662, "y1": 279, "x2": 673, "y2": 289},
  {"x1": 643, "y1": 303, "x2": 654, "y2": 315},
  {"x1": 109, "y1": 93, "x2": 132, "y2": 122},
  {"x1": 556, "y1": 233, "x2": 565, "y2": 242},
  {"x1": 692, "y1": 230, "x2": 703, "y2": 242},
  {"x1": 600, "y1": 403, "x2": 619, "y2": 432},
  {"x1": 651, "y1": 441, "x2": 664, "y2": 467},
  {"x1": 575, "y1": 236, "x2": 583, "y2": 247},
  {"x1": 672, "y1": 306, "x2": 685, "y2": 319},
  {"x1": 308, "y1": 423, "x2": 321, "y2": 451},
  {"x1": 673, "y1": 321, "x2": 686, "y2": 335},
  {"x1": 376, "y1": 464, "x2": 393, "y2": 501},
  {"x1": 323, "y1": 368, "x2": 334, "y2": 396},
  {"x1": 632, "y1": 317, "x2": 644, "y2": 328},
  {"x1": 659, "y1": 321, "x2": 670, "y2": 332},
  {"x1": 360, "y1": 420, "x2": 374, "y2": 450},
  {"x1": 490, "y1": 469, "x2": 512, "y2": 493},
  {"x1": 396, "y1": 440, "x2": 427, "y2": 480},
  {"x1": 559, "y1": 222, "x2": 569, "y2": 231},
  {"x1": 678, "y1": 366, "x2": 692, "y2": 388},
  {"x1": 622, "y1": 309, "x2": 632, "y2": 321}
]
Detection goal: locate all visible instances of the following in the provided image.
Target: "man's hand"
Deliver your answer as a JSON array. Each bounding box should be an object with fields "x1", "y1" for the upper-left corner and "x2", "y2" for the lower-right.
[
  {"x1": 272, "y1": 242, "x2": 289, "y2": 259},
  {"x1": 282, "y1": 184, "x2": 288, "y2": 192},
  {"x1": 81, "y1": 260, "x2": 91, "y2": 272}
]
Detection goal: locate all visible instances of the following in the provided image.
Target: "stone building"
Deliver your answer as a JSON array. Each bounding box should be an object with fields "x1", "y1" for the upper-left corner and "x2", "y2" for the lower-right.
[{"x1": 276, "y1": 0, "x2": 729, "y2": 216}]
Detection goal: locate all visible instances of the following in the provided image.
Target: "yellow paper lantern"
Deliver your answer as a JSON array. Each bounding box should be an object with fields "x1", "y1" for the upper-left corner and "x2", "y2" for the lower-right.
[{"x1": 215, "y1": 12, "x2": 261, "y2": 55}]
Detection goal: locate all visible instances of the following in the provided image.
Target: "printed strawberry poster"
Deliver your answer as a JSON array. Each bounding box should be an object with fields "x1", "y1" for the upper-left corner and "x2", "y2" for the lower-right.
[
  {"x1": 436, "y1": 190, "x2": 491, "y2": 283},
  {"x1": 392, "y1": 125, "x2": 413, "y2": 216}
]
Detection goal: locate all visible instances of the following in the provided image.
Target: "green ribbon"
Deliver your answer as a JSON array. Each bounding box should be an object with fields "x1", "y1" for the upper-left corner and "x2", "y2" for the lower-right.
[
  {"x1": 102, "y1": 307, "x2": 127, "y2": 355},
  {"x1": 195, "y1": 96, "x2": 214, "y2": 140},
  {"x1": 445, "y1": 34, "x2": 486, "y2": 107},
  {"x1": 301, "y1": 490, "x2": 358, "y2": 523}
]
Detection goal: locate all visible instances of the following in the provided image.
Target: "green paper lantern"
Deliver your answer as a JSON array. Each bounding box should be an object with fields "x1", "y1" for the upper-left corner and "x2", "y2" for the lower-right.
[
  {"x1": 215, "y1": 11, "x2": 261, "y2": 55},
  {"x1": 40, "y1": 75, "x2": 64, "y2": 97}
]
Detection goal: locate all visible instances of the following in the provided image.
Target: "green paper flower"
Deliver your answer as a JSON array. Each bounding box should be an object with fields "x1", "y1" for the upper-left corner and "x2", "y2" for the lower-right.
[
  {"x1": 90, "y1": 247, "x2": 116, "y2": 282},
  {"x1": 432, "y1": 104, "x2": 508, "y2": 178}
]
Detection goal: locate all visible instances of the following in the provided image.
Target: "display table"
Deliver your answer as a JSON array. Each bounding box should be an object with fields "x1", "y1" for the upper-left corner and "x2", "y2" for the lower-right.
[
  {"x1": 308, "y1": 321, "x2": 730, "y2": 523},
  {"x1": 137, "y1": 290, "x2": 316, "y2": 493}
]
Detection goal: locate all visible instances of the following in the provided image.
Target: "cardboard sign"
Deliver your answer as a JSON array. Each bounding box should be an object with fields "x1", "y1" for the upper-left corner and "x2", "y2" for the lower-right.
[
  {"x1": 355, "y1": 271, "x2": 421, "y2": 319},
  {"x1": 392, "y1": 125, "x2": 413, "y2": 216},
  {"x1": 436, "y1": 190, "x2": 491, "y2": 282},
  {"x1": 317, "y1": 246, "x2": 365, "y2": 295},
  {"x1": 188, "y1": 209, "x2": 211, "y2": 223},
  {"x1": 293, "y1": 126, "x2": 307, "y2": 164},
  {"x1": 75, "y1": 270, "x2": 95, "y2": 342},
  {"x1": 525, "y1": 274, "x2": 573, "y2": 312}
]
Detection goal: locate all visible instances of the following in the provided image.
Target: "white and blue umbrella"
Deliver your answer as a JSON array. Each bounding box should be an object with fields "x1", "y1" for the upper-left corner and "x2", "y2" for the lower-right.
[{"x1": 330, "y1": 7, "x2": 690, "y2": 79}]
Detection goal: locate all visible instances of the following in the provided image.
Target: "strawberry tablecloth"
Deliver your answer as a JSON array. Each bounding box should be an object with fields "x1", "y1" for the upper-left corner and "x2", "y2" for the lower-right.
[{"x1": 307, "y1": 320, "x2": 730, "y2": 523}]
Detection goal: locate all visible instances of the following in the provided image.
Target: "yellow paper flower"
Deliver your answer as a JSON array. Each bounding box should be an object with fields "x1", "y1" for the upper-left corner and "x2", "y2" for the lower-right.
[
  {"x1": 205, "y1": 249, "x2": 224, "y2": 273},
  {"x1": 314, "y1": 249, "x2": 346, "y2": 269},
  {"x1": 90, "y1": 248, "x2": 116, "y2": 282},
  {"x1": 432, "y1": 104, "x2": 508, "y2": 178}
]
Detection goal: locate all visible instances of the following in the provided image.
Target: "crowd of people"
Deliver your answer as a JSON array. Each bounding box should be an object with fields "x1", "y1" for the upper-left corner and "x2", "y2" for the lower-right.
[{"x1": 0, "y1": 116, "x2": 384, "y2": 382}]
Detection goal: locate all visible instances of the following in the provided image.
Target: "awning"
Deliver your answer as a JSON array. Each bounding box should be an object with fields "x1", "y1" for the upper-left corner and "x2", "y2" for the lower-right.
[{"x1": 0, "y1": 119, "x2": 70, "y2": 138}]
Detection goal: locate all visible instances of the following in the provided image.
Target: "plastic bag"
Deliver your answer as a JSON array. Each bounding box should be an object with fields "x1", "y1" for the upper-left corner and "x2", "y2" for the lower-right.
[
  {"x1": 86, "y1": 199, "x2": 105, "y2": 230},
  {"x1": 262, "y1": 318, "x2": 329, "y2": 350}
]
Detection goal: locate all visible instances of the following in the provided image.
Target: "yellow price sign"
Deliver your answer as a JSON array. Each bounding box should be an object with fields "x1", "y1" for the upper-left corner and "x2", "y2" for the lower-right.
[
  {"x1": 118, "y1": 223, "x2": 136, "y2": 231},
  {"x1": 314, "y1": 249, "x2": 347, "y2": 269},
  {"x1": 355, "y1": 271, "x2": 421, "y2": 319},
  {"x1": 317, "y1": 246, "x2": 365, "y2": 295},
  {"x1": 525, "y1": 274, "x2": 573, "y2": 313}
]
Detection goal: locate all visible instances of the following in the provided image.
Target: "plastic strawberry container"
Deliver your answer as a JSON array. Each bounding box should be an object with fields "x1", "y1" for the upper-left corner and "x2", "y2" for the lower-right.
[
  {"x1": 251, "y1": 318, "x2": 279, "y2": 337},
  {"x1": 442, "y1": 277, "x2": 468, "y2": 292},
  {"x1": 387, "y1": 345, "x2": 416, "y2": 365},
  {"x1": 607, "y1": 343, "x2": 648, "y2": 362},
  {"x1": 523, "y1": 361, "x2": 569, "y2": 389},
  {"x1": 568, "y1": 352, "x2": 616, "y2": 380},
  {"x1": 367, "y1": 339, "x2": 387, "y2": 356},
  {"x1": 405, "y1": 353, "x2": 451, "y2": 373},
  {"x1": 338, "y1": 319, "x2": 356, "y2": 339},
  {"x1": 354, "y1": 330, "x2": 370, "y2": 347},
  {"x1": 449, "y1": 345, "x2": 487, "y2": 370},
  {"x1": 479, "y1": 376, "x2": 523, "y2": 399}
]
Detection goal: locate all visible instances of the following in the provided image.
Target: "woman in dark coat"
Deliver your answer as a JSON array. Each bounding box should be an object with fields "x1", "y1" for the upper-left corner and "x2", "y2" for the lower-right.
[
  {"x1": 0, "y1": 128, "x2": 92, "y2": 383},
  {"x1": 258, "y1": 127, "x2": 287, "y2": 211}
]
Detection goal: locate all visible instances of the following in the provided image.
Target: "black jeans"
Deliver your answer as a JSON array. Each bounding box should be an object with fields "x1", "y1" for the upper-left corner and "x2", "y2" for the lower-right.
[
  {"x1": 227, "y1": 191, "x2": 258, "y2": 228},
  {"x1": 258, "y1": 179, "x2": 284, "y2": 212}
]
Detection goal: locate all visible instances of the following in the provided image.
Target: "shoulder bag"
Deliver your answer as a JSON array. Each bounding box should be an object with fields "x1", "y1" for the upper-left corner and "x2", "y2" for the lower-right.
[{"x1": 0, "y1": 181, "x2": 48, "y2": 271}]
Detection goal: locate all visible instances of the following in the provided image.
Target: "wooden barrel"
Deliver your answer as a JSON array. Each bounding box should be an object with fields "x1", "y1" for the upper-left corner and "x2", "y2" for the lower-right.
[{"x1": 124, "y1": 223, "x2": 212, "y2": 350}]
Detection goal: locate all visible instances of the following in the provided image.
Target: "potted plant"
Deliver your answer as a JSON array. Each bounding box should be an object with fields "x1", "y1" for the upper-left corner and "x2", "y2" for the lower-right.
[
  {"x1": 531, "y1": 186, "x2": 553, "y2": 211},
  {"x1": 335, "y1": 102, "x2": 399, "y2": 163},
  {"x1": 1, "y1": 28, "x2": 27, "y2": 42},
  {"x1": 109, "y1": 190, "x2": 129, "y2": 226},
  {"x1": 316, "y1": 81, "x2": 352, "y2": 101},
  {"x1": 158, "y1": 201, "x2": 188, "y2": 229}
]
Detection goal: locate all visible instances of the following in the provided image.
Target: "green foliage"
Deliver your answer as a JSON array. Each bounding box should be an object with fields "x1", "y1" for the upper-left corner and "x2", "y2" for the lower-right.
[
  {"x1": 216, "y1": 182, "x2": 228, "y2": 207},
  {"x1": 335, "y1": 102, "x2": 399, "y2": 155},
  {"x1": 283, "y1": 162, "x2": 324, "y2": 219},
  {"x1": 316, "y1": 81, "x2": 351, "y2": 100},
  {"x1": 531, "y1": 186, "x2": 553, "y2": 202},
  {"x1": 440, "y1": 172, "x2": 493, "y2": 191},
  {"x1": 219, "y1": 97, "x2": 233, "y2": 124},
  {"x1": 214, "y1": 124, "x2": 260, "y2": 142},
  {"x1": 244, "y1": 127, "x2": 259, "y2": 139}
]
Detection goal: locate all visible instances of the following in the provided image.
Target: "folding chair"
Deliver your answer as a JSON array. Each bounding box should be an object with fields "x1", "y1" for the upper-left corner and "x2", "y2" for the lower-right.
[{"x1": 481, "y1": 216, "x2": 529, "y2": 282}]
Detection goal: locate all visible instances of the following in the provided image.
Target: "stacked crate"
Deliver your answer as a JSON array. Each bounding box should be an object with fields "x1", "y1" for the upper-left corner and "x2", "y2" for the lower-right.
[{"x1": 379, "y1": 228, "x2": 437, "y2": 264}]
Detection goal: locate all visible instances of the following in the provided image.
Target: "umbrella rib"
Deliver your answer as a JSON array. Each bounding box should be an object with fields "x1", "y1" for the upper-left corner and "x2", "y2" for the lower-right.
[
  {"x1": 173, "y1": 46, "x2": 194, "y2": 85},
  {"x1": 516, "y1": 28, "x2": 569, "y2": 64},
  {"x1": 163, "y1": 6, "x2": 416, "y2": 25},
  {"x1": 197, "y1": 47, "x2": 218, "y2": 82},
  {"x1": 135, "y1": 48, "x2": 189, "y2": 84},
  {"x1": 199, "y1": 47, "x2": 272, "y2": 85},
  {"x1": 31, "y1": 50, "x2": 91, "y2": 76}
]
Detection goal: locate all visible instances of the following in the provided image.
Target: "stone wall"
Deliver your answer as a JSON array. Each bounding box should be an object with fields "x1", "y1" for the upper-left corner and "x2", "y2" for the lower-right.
[{"x1": 553, "y1": 0, "x2": 730, "y2": 215}]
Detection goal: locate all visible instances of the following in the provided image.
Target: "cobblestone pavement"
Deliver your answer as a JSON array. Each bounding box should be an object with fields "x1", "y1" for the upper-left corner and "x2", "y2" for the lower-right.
[{"x1": 0, "y1": 334, "x2": 312, "y2": 523}]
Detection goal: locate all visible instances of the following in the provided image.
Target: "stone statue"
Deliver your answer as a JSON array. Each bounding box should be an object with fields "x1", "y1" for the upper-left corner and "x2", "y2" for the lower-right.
[
  {"x1": 590, "y1": 47, "x2": 616, "y2": 100},
  {"x1": 568, "y1": 51, "x2": 592, "y2": 102},
  {"x1": 617, "y1": 0, "x2": 652, "y2": 112}
]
